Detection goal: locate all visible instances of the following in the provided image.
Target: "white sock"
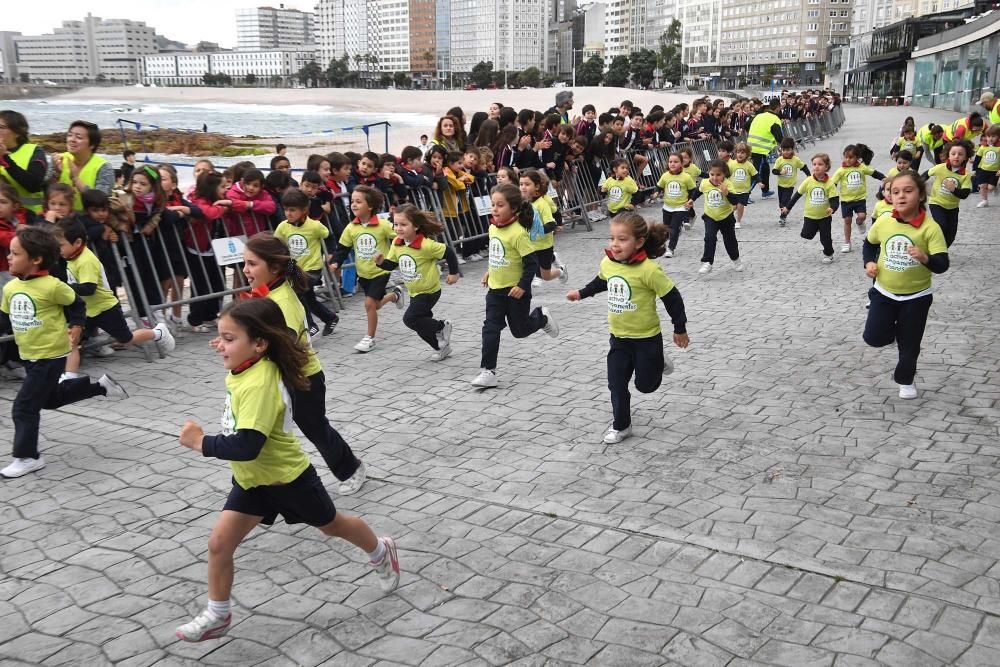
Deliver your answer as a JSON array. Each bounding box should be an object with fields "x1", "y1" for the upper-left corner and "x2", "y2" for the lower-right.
[
  {"x1": 207, "y1": 598, "x2": 231, "y2": 618},
  {"x1": 62, "y1": 371, "x2": 81, "y2": 380},
  {"x1": 153, "y1": 327, "x2": 163, "y2": 341},
  {"x1": 368, "y1": 538, "x2": 386, "y2": 564}
]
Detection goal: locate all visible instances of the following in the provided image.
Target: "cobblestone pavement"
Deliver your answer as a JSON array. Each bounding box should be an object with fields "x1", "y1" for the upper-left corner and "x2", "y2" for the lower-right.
[{"x1": 1, "y1": 104, "x2": 999, "y2": 666}]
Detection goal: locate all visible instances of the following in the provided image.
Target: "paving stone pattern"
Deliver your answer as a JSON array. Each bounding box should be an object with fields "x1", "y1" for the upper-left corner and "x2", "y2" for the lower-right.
[{"x1": 1, "y1": 105, "x2": 998, "y2": 666}]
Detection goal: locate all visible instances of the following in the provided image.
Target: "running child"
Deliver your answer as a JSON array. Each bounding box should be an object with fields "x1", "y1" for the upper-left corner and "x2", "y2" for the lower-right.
[
  {"x1": 727, "y1": 143, "x2": 757, "y2": 229},
  {"x1": 566, "y1": 212, "x2": 688, "y2": 445},
  {"x1": 973, "y1": 125, "x2": 1000, "y2": 208},
  {"x1": 242, "y1": 233, "x2": 367, "y2": 496},
  {"x1": 679, "y1": 147, "x2": 705, "y2": 230},
  {"x1": 862, "y1": 171, "x2": 948, "y2": 400},
  {"x1": 655, "y1": 153, "x2": 697, "y2": 257},
  {"x1": 373, "y1": 204, "x2": 460, "y2": 361},
  {"x1": 890, "y1": 125, "x2": 923, "y2": 171},
  {"x1": 885, "y1": 150, "x2": 914, "y2": 180},
  {"x1": 0, "y1": 226, "x2": 127, "y2": 479},
  {"x1": 689, "y1": 159, "x2": 743, "y2": 275},
  {"x1": 601, "y1": 158, "x2": 640, "y2": 214},
  {"x1": 781, "y1": 153, "x2": 840, "y2": 263},
  {"x1": 872, "y1": 180, "x2": 893, "y2": 221},
  {"x1": 773, "y1": 138, "x2": 810, "y2": 227},
  {"x1": 175, "y1": 298, "x2": 397, "y2": 642},
  {"x1": 329, "y1": 185, "x2": 404, "y2": 352},
  {"x1": 923, "y1": 139, "x2": 973, "y2": 246},
  {"x1": 519, "y1": 169, "x2": 568, "y2": 285},
  {"x1": 830, "y1": 144, "x2": 884, "y2": 253},
  {"x1": 56, "y1": 219, "x2": 175, "y2": 380},
  {"x1": 471, "y1": 182, "x2": 558, "y2": 388},
  {"x1": 274, "y1": 188, "x2": 338, "y2": 338}
]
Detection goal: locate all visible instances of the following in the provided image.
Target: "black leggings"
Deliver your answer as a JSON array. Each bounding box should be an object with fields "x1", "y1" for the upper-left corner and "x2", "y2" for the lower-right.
[
  {"x1": 663, "y1": 210, "x2": 688, "y2": 251},
  {"x1": 13, "y1": 358, "x2": 104, "y2": 459},
  {"x1": 186, "y1": 252, "x2": 224, "y2": 326},
  {"x1": 701, "y1": 214, "x2": 740, "y2": 264},
  {"x1": 608, "y1": 334, "x2": 663, "y2": 430},
  {"x1": 801, "y1": 216, "x2": 834, "y2": 256},
  {"x1": 863, "y1": 289, "x2": 932, "y2": 385},
  {"x1": 300, "y1": 270, "x2": 337, "y2": 328},
  {"x1": 752, "y1": 152, "x2": 770, "y2": 191},
  {"x1": 292, "y1": 371, "x2": 361, "y2": 481},
  {"x1": 928, "y1": 204, "x2": 958, "y2": 247},
  {"x1": 404, "y1": 291, "x2": 444, "y2": 349},
  {"x1": 480, "y1": 287, "x2": 546, "y2": 370}
]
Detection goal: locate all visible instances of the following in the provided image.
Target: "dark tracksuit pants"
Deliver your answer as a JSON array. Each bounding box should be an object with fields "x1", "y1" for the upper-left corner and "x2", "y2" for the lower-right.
[
  {"x1": 701, "y1": 214, "x2": 740, "y2": 264},
  {"x1": 187, "y1": 251, "x2": 224, "y2": 326},
  {"x1": 778, "y1": 186, "x2": 794, "y2": 215},
  {"x1": 752, "y1": 152, "x2": 771, "y2": 191},
  {"x1": 863, "y1": 289, "x2": 933, "y2": 386},
  {"x1": 300, "y1": 270, "x2": 337, "y2": 328},
  {"x1": 663, "y1": 210, "x2": 688, "y2": 251},
  {"x1": 608, "y1": 334, "x2": 664, "y2": 431},
  {"x1": 293, "y1": 371, "x2": 361, "y2": 481},
  {"x1": 801, "y1": 216, "x2": 834, "y2": 256},
  {"x1": 404, "y1": 291, "x2": 444, "y2": 350},
  {"x1": 928, "y1": 205, "x2": 959, "y2": 247},
  {"x1": 13, "y1": 358, "x2": 105, "y2": 459},
  {"x1": 480, "y1": 288, "x2": 547, "y2": 370}
]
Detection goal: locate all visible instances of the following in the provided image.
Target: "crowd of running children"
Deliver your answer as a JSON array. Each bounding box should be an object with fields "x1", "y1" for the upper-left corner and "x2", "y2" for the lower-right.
[{"x1": 0, "y1": 93, "x2": 991, "y2": 641}]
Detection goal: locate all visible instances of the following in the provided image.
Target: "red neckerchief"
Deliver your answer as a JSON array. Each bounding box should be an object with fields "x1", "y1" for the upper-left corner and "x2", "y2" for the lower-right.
[
  {"x1": 491, "y1": 215, "x2": 515, "y2": 228},
  {"x1": 65, "y1": 244, "x2": 86, "y2": 261},
  {"x1": 892, "y1": 208, "x2": 927, "y2": 229},
  {"x1": 814, "y1": 173, "x2": 829, "y2": 183},
  {"x1": 394, "y1": 234, "x2": 424, "y2": 249},
  {"x1": 14, "y1": 269, "x2": 50, "y2": 280},
  {"x1": 241, "y1": 277, "x2": 285, "y2": 300},
  {"x1": 231, "y1": 356, "x2": 262, "y2": 375},
  {"x1": 605, "y1": 248, "x2": 648, "y2": 264},
  {"x1": 354, "y1": 170, "x2": 376, "y2": 185},
  {"x1": 352, "y1": 215, "x2": 380, "y2": 226},
  {"x1": 949, "y1": 164, "x2": 967, "y2": 176}
]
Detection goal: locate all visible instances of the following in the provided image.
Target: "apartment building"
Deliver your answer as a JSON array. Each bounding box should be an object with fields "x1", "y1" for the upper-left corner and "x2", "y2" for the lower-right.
[
  {"x1": 140, "y1": 50, "x2": 316, "y2": 86},
  {"x1": 236, "y1": 4, "x2": 314, "y2": 50}
]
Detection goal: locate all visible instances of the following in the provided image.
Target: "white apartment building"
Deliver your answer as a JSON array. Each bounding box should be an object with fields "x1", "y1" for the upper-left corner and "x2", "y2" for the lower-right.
[
  {"x1": 0, "y1": 32, "x2": 20, "y2": 84},
  {"x1": 140, "y1": 50, "x2": 316, "y2": 86},
  {"x1": 581, "y1": 1, "x2": 606, "y2": 59},
  {"x1": 450, "y1": 0, "x2": 549, "y2": 72},
  {"x1": 236, "y1": 4, "x2": 314, "y2": 50},
  {"x1": 677, "y1": 0, "x2": 723, "y2": 75},
  {"x1": 603, "y1": 0, "x2": 674, "y2": 58},
  {"x1": 14, "y1": 15, "x2": 157, "y2": 84}
]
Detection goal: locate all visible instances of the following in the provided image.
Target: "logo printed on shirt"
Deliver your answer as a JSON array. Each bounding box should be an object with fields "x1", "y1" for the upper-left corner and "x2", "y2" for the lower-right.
[
  {"x1": 884, "y1": 233, "x2": 919, "y2": 272},
  {"x1": 488, "y1": 237, "x2": 509, "y2": 269},
  {"x1": 846, "y1": 171, "x2": 862, "y2": 189},
  {"x1": 984, "y1": 150, "x2": 998, "y2": 167},
  {"x1": 287, "y1": 233, "x2": 308, "y2": 258},
  {"x1": 355, "y1": 232, "x2": 378, "y2": 260},
  {"x1": 809, "y1": 187, "x2": 827, "y2": 205},
  {"x1": 666, "y1": 181, "x2": 682, "y2": 197},
  {"x1": 734, "y1": 168, "x2": 748, "y2": 182},
  {"x1": 707, "y1": 189, "x2": 724, "y2": 208},
  {"x1": 398, "y1": 254, "x2": 422, "y2": 283},
  {"x1": 221, "y1": 391, "x2": 236, "y2": 435},
  {"x1": 780, "y1": 164, "x2": 793, "y2": 176},
  {"x1": 8, "y1": 293, "x2": 42, "y2": 333},
  {"x1": 608, "y1": 186, "x2": 623, "y2": 202},
  {"x1": 607, "y1": 276, "x2": 638, "y2": 314}
]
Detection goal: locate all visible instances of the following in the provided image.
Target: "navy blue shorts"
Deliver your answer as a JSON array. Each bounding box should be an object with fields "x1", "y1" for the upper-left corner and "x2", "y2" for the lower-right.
[
  {"x1": 358, "y1": 274, "x2": 390, "y2": 301},
  {"x1": 974, "y1": 170, "x2": 998, "y2": 187},
  {"x1": 535, "y1": 247, "x2": 555, "y2": 270},
  {"x1": 87, "y1": 304, "x2": 133, "y2": 344},
  {"x1": 730, "y1": 192, "x2": 750, "y2": 206},
  {"x1": 223, "y1": 464, "x2": 336, "y2": 527},
  {"x1": 840, "y1": 200, "x2": 867, "y2": 218}
]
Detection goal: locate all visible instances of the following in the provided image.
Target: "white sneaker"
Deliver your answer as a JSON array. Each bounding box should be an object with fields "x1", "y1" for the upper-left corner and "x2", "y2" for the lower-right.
[
  {"x1": 468, "y1": 252, "x2": 483, "y2": 261},
  {"x1": 392, "y1": 285, "x2": 408, "y2": 311},
  {"x1": 0, "y1": 363, "x2": 26, "y2": 380},
  {"x1": 167, "y1": 314, "x2": 184, "y2": 329},
  {"x1": 898, "y1": 383, "x2": 918, "y2": 399},
  {"x1": 683, "y1": 221, "x2": 692, "y2": 230},
  {"x1": 977, "y1": 200, "x2": 989, "y2": 208},
  {"x1": 437, "y1": 320, "x2": 452, "y2": 348},
  {"x1": 856, "y1": 219, "x2": 865, "y2": 229},
  {"x1": 732, "y1": 259, "x2": 744, "y2": 272},
  {"x1": 841, "y1": 243, "x2": 852, "y2": 253},
  {"x1": 90, "y1": 345, "x2": 115, "y2": 357},
  {"x1": 541, "y1": 307, "x2": 559, "y2": 337},
  {"x1": 98, "y1": 374, "x2": 128, "y2": 400},
  {"x1": 354, "y1": 336, "x2": 375, "y2": 353},
  {"x1": 430, "y1": 345, "x2": 452, "y2": 361},
  {"x1": 778, "y1": 217, "x2": 787, "y2": 227},
  {"x1": 821, "y1": 255, "x2": 834, "y2": 264},
  {"x1": 338, "y1": 461, "x2": 367, "y2": 495},
  {"x1": 470, "y1": 368, "x2": 498, "y2": 388},
  {"x1": 371, "y1": 536, "x2": 400, "y2": 593},
  {"x1": 154, "y1": 323, "x2": 176, "y2": 353},
  {"x1": 603, "y1": 426, "x2": 633, "y2": 444},
  {"x1": 457, "y1": 256, "x2": 467, "y2": 265},
  {"x1": 532, "y1": 277, "x2": 542, "y2": 287},
  {"x1": 664, "y1": 248, "x2": 673, "y2": 258},
  {"x1": 734, "y1": 222, "x2": 742, "y2": 229},
  {"x1": 663, "y1": 351, "x2": 674, "y2": 376},
  {"x1": 0, "y1": 456, "x2": 46, "y2": 478},
  {"x1": 558, "y1": 264, "x2": 569, "y2": 285},
  {"x1": 698, "y1": 262, "x2": 712, "y2": 274},
  {"x1": 174, "y1": 609, "x2": 231, "y2": 642}
]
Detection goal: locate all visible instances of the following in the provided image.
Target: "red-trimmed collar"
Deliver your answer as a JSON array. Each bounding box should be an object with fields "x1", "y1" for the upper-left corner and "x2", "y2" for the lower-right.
[
  {"x1": 948, "y1": 164, "x2": 967, "y2": 176},
  {"x1": 892, "y1": 207, "x2": 927, "y2": 229},
  {"x1": 241, "y1": 277, "x2": 285, "y2": 300},
  {"x1": 605, "y1": 248, "x2": 648, "y2": 264},
  {"x1": 231, "y1": 355, "x2": 262, "y2": 375},
  {"x1": 814, "y1": 173, "x2": 829, "y2": 182},
  {"x1": 394, "y1": 233, "x2": 424, "y2": 248},
  {"x1": 65, "y1": 244, "x2": 86, "y2": 261},
  {"x1": 491, "y1": 215, "x2": 516, "y2": 228},
  {"x1": 14, "y1": 269, "x2": 50, "y2": 280},
  {"x1": 352, "y1": 215, "x2": 381, "y2": 226}
]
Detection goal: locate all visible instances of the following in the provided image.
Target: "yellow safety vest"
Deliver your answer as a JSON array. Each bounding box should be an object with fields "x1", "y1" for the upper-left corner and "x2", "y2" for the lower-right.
[
  {"x1": 917, "y1": 124, "x2": 944, "y2": 151},
  {"x1": 747, "y1": 111, "x2": 781, "y2": 155},
  {"x1": 0, "y1": 143, "x2": 44, "y2": 214},
  {"x1": 58, "y1": 152, "x2": 108, "y2": 211},
  {"x1": 989, "y1": 102, "x2": 1000, "y2": 127},
  {"x1": 944, "y1": 117, "x2": 982, "y2": 142}
]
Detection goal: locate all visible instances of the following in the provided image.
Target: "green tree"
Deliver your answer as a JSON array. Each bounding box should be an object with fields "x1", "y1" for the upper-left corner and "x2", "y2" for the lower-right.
[
  {"x1": 393, "y1": 71, "x2": 411, "y2": 88},
  {"x1": 297, "y1": 60, "x2": 322, "y2": 87},
  {"x1": 269, "y1": 74, "x2": 282, "y2": 87},
  {"x1": 605, "y1": 55, "x2": 631, "y2": 87},
  {"x1": 629, "y1": 49, "x2": 658, "y2": 89},
  {"x1": 764, "y1": 65, "x2": 777, "y2": 81},
  {"x1": 379, "y1": 72, "x2": 393, "y2": 87},
  {"x1": 470, "y1": 60, "x2": 494, "y2": 88},
  {"x1": 326, "y1": 55, "x2": 350, "y2": 87},
  {"x1": 542, "y1": 73, "x2": 557, "y2": 87},
  {"x1": 216, "y1": 73, "x2": 233, "y2": 86},
  {"x1": 520, "y1": 66, "x2": 541, "y2": 88},
  {"x1": 657, "y1": 19, "x2": 685, "y2": 85},
  {"x1": 575, "y1": 55, "x2": 604, "y2": 86},
  {"x1": 202, "y1": 72, "x2": 216, "y2": 86},
  {"x1": 245, "y1": 72, "x2": 257, "y2": 85}
]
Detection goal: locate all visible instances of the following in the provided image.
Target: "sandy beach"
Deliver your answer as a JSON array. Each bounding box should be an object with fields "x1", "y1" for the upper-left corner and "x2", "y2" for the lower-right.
[{"x1": 56, "y1": 85, "x2": 702, "y2": 156}]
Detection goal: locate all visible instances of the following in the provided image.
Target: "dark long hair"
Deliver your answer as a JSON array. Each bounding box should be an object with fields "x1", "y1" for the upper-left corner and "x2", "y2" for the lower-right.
[
  {"x1": 220, "y1": 299, "x2": 310, "y2": 391},
  {"x1": 245, "y1": 231, "x2": 310, "y2": 293},
  {"x1": 491, "y1": 183, "x2": 534, "y2": 229}
]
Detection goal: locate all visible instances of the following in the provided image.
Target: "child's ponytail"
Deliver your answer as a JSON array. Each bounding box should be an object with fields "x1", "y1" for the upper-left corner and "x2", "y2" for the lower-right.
[
  {"x1": 611, "y1": 212, "x2": 668, "y2": 259},
  {"x1": 245, "y1": 231, "x2": 310, "y2": 294},
  {"x1": 220, "y1": 299, "x2": 310, "y2": 391},
  {"x1": 490, "y1": 182, "x2": 534, "y2": 229}
]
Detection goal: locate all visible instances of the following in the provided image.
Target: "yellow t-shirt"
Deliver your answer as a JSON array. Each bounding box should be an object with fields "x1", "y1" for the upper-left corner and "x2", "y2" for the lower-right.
[
  {"x1": 699, "y1": 179, "x2": 734, "y2": 222},
  {"x1": 683, "y1": 164, "x2": 702, "y2": 182},
  {"x1": 831, "y1": 164, "x2": 876, "y2": 202},
  {"x1": 976, "y1": 145, "x2": 1000, "y2": 173},
  {"x1": 66, "y1": 247, "x2": 119, "y2": 318},
  {"x1": 727, "y1": 159, "x2": 757, "y2": 195},
  {"x1": 531, "y1": 196, "x2": 556, "y2": 251},
  {"x1": 867, "y1": 214, "x2": 947, "y2": 295},
  {"x1": 222, "y1": 358, "x2": 310, "y2": 490},
  {"x1": 797, "y1": 176, "x2": 838, "y2": 220},
  {"x1": 337, "y1": 217, "x2": 395, "y2": 279},
  {"x1": 927, "y1": 163, "x2": 972, "y2": 210},
  {"x1": 275, "y1": 218, "x2": 329, "y2": 271},
  {"x1": 774, "y1": 156, "x2": 806, "y2": 189},
  {"x1": 895, "y1": 137, "x2": 919, "y2": 155},
  {"x1": 488, "y1": 221, "x2": 536, "y2": 289},
  {"x1": 598, "y1": 256, "x2": 675, "y2": 339},
  {"x1": 656, "y1": 171, "x2": 696, "y2": 211},
  {"x1": 1, "y1": 274, "x2": 75, "y2": 360},
  {"x1": 603, "y1": 176, "x2": 638, "y2": 213},
  {"x1": 267, "y1": 282, "x2": 322, "y2": 377},
  {"x1": 386, "y1": 236, "x2": 446, "y2": 297},
  {"x1": 872, "y1": 199, "x2": 893, "y2": 221}
]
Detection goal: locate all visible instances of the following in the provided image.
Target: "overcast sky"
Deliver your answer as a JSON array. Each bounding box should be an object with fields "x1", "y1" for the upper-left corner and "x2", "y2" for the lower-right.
[{"x1": 4, "y1": 1, "x2": 315, "y2": 48}]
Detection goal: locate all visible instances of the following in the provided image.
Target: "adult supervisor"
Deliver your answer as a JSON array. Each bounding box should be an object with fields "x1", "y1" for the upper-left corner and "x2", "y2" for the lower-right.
[
  {"x1": 943, "y1": 112, "x2": 986, "y2": 143},
  {"x1": 545, "y1": 90, "x2": 574, "y2": 125},
  {"x1": 0, "y1": 111, "x2": 47, "y2": 214},
  {"x1": 979, "y1": 92, "x2": 1000, "y2": 127},
  {"x1": 747, "y1": 98, "x2": 782, "y2": 198},
  {"x1": 54, "y1": 120, "x2": 112, "y2": 211}
]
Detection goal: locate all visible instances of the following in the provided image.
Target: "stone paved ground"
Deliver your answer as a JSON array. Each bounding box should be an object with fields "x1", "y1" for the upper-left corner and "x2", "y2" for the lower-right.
[{"x1": 1, "y1": 104, "x2": 999, "y2": 666}]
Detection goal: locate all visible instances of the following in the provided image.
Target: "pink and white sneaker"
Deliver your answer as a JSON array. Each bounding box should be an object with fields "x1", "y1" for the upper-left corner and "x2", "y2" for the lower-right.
[
  {"x1": 371, "y1": 536, "x2": 400, "y2": 593},
  {"x1": 174, "y1": 609, "x2": 231, "y2": 642}
]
